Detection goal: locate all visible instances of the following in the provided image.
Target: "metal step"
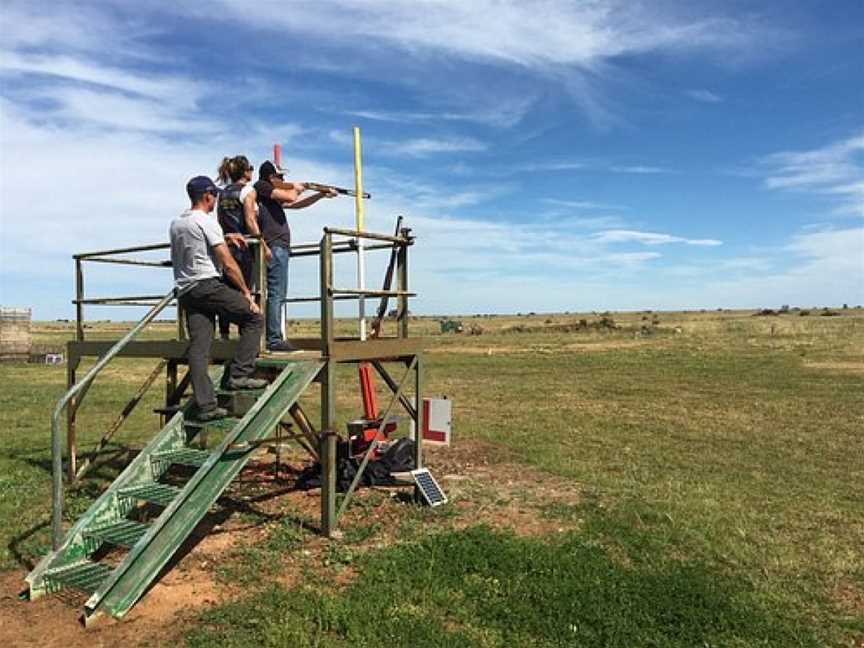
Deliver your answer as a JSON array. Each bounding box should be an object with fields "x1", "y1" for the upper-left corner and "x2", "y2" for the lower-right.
[
  {"x1": 26, "y1": 360, "x2": 323, "y2": 622},
  {"x1": 215, "y1": 387, "x2": 267, "y2": 396},
  {"x1": 183, "y1": 417, "x2": 238, "y2": 431},
  {"x1": 45, "y1": 561, "x2": 115, "y2": 594},
  {"x1": 151, "y1": 447, "x2": 211, "y2": 468},
  {"x1": 83, "y1": 520, "x2": 150, "y2": 549},
  {"x1": 119, "y1": 483, "x2": 181, "y2": 507}
]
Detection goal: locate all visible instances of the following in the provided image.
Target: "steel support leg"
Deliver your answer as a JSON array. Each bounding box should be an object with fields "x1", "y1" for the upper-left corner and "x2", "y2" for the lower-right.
[
  {"x1": 320, "y1": 361, "x2": 336, "y2": 536},
  {"x1": 414, "y1": 354, "x2": 423, "y2": 472},
  {"x1": 66, "y1": 359, "x2": 77, "y2": 481}
]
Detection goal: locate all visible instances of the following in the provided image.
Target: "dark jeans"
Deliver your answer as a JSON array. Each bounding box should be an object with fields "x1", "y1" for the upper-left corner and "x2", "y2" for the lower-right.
[
  {"x1": 218, "y1": 247, "x2": 254, "y2": 338},
  {"x1": 180, "y1": 278, "x2": 263, "y2": 410},
  {"x1": 266, "y1": 245, "x2": 290, "y2": 348}
]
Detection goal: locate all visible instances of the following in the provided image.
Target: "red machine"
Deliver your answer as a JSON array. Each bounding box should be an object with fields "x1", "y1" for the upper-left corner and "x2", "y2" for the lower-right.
[
  {"x1": 348, "y1": 214, "x2": 406, "y2": 456},
  {"x1": 349, "y1": 364, "x2": 397, "y2": 455}
]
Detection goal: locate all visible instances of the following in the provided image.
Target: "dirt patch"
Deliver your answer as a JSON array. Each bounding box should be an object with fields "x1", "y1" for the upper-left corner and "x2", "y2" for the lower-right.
[
  {"x1": 803, "y1": 361, "x2": 864, "y2": 373},
  {"x1": 0, "y1": 482, "x2": 263, "y2": 647},
  {"x1": 834, "y1": 580, "x2": 864, "y2": 616},
  {"x1": 424, "y1": 440, "x2": 583, "y2": 537},
  {"x1": 0, "y1": 570, "x2": 183, "y2": 648},
  {"x1": 427, "y1": 345, "x2": 522, "y2": 355},
  {"x1": 564, "y1": 339, "x2": 658, "y2": 352},
  {"x1": 1, "y1": 441, "x2": 580, "y2": 644},
  {"x1": 427, "y1": 338, "x2": 659, "y2": 356}
]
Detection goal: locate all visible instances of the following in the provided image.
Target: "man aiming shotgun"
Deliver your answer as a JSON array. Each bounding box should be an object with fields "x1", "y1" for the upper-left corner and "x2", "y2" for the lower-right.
[{"x1": 254, "y1": 160, "x2": 342, "y2": 352}]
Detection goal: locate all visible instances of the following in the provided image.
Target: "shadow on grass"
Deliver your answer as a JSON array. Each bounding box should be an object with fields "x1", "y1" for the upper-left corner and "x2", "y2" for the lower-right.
[
  {"x1": 0, "y1": 442, "x2": 138, "y2": 482},
  {"x1": 6, "y1": 455, "x2": 317, "y2": 577},
  {"x1": 187, "y1": 525, "x2": 820, "y2": 648}
]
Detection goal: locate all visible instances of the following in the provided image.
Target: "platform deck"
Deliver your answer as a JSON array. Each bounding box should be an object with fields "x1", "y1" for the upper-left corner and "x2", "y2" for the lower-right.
[{"x1": 67, "y1": 337, "x2": 422, "y2": 368}]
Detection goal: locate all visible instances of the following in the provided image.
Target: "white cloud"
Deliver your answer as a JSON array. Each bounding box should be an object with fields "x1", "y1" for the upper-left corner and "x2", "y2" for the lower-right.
[
  {"x1": 684, "y1": 89, "x2": 723, "y2": 103},
  {"x1": 194, "y1": 0, "x2": 780, "y2": 127},
  {"x1": 760, "y1": 131, "x2": 864, "y2": 216},
  {"x1": 0, "y1": 49, "x2": 227, "y2": 137},
  {"x1": 208, "y1": 1, "x2": 770, "y2": 70},
  {"x1": 387, "y1": 137, "x2": 487, "y2": 157},
  {"x1": 0, "y1": 52, "x2": 201, "y2": 107},
  {"x1": 543, "y1": 198, "x2": 625, "y2": 211},
  {"x1": 786, "y1": 227, "x2": 864, "y2": 272},
  {"x1": 26, "y1": 86, "x2": 221, "y2": 134},
  {"x1": 516, "y1": 161, "x2": 587, "y2": 173},
  {"x1": 592, "y1": 230, "x2": 722, "y2": 246},
  {"x1": 0, "y1": 1, "x2": 784, "y2": 136},
  {"x1": 329, "y1": 130, "x2": 486, "y2": 158},
  {"x1": 344, "y1": 95, "x2": 536, "y2": 129},
  {"x1": 609, "y1": 165, "x2": 674, "y2": 174},
  {"x1": 0, "y1": 1, "x2": 156, "y2": 57},
  {"x1": 700, "y1": 227, "x2": 864, "y2": 308},
  {"x1": 479, "y1": 159, "x2": 674, "y2": 177}
]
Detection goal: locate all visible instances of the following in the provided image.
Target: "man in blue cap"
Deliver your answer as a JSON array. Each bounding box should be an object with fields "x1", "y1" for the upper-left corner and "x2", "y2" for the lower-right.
[{"x1": 170, "y1": 176, "x2": 266, "y2": 421}]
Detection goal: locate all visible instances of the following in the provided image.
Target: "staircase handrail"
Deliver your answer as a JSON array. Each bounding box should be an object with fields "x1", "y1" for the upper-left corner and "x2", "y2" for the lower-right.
[{"x1": 51, "y1": 289, "x2": 176, "y2": 548}]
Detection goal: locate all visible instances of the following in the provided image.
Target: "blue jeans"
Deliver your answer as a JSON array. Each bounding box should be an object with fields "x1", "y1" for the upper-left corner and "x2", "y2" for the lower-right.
[{"x1": 266, "y1": 245, "x2": 290, "y2": 347}]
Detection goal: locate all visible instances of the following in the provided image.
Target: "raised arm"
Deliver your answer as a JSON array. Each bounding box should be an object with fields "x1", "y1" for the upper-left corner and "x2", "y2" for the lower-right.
[
  {"x1": 286, "y1": 187, "x2": 337, "y2": 210},
  {"x1": 270, "y1": 184, "x2": 304, "y2": 204}
]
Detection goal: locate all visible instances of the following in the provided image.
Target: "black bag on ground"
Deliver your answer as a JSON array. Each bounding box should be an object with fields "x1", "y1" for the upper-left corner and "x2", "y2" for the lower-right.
[
  {"x1": 380, "y1": 438, "x2": 416, "y2": 473},
  {"x1": 295, "y1": 439, "x2": 416, "y2": 491}
]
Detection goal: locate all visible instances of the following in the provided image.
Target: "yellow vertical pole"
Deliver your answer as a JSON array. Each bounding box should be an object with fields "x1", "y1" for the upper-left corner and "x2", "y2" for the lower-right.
[{"x1": 353, "y1": 126, "x2": 367, "y2": 340}]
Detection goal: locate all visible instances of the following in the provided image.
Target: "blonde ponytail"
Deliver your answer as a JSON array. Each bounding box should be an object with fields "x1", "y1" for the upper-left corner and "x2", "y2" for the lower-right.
[{"x1": 216, "y1": 156, "x2": 232, "y2": 184}]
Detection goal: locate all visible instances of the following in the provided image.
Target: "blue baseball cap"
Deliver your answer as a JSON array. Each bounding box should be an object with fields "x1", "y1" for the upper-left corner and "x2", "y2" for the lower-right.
[{"x1": 186, "y1": 175, "x2": 221, "y2": 199}]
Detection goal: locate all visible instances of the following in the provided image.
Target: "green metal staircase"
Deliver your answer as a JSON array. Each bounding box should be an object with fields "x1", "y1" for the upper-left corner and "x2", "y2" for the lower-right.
[{"x1": 25, "y1": 358, "x2": 322, "y2": 624}]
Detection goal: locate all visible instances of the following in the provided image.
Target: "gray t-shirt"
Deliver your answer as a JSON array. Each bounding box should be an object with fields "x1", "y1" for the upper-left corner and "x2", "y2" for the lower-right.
[{"x1": 169, "y1": 208, "x2": 225, "y2": 290}]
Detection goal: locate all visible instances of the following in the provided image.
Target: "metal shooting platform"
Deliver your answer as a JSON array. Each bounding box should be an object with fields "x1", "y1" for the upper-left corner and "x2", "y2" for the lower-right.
[{"x1": 27, "y1": 223, "x2": 425, "y2": 624}]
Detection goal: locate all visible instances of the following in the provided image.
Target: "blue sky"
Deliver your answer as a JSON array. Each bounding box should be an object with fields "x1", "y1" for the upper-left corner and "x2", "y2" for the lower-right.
[{"x1": 0, "y1": 0, "x2": 862, "y2": 319}]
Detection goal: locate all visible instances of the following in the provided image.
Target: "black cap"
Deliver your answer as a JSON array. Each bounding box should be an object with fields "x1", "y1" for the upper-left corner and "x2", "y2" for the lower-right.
[
  {"x1": 186, "y1": 175, "x2": 221, "y2": 200},
  {"x1": 259, "y1": 160, "x2": 284, "y2": 181}
]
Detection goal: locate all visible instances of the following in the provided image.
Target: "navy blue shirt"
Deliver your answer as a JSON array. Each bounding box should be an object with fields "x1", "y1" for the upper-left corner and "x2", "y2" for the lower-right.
[{"x1": 217, "y1": 182, "x2": 246, "y2": 235}]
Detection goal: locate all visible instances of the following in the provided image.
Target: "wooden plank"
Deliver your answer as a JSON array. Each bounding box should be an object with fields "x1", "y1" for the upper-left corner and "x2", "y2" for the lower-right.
[
  {"x1": 68, "y1": 338, "x2": 420, "y2": 363},
  {"x1": 330, "y1": 338, "x2": 421, "y2": 362},
  {"x1": 69, "y1": 340, "x2": 320, "y2": 362}
]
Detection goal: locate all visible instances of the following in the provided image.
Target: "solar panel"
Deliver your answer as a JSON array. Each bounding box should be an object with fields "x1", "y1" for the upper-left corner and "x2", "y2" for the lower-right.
[{"x1": 411, "y1": 468, "x2": 448, "y2": 507}]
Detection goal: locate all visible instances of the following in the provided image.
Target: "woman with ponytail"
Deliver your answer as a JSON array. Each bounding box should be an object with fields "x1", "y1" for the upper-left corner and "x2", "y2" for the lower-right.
[{"x1": 215, "y1": 155, "x2": 271, "y2": 339}]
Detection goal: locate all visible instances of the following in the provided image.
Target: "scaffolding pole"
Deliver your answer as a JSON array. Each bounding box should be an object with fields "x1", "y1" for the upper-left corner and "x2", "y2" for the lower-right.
[{"x1": 353, "y1": 127, "x2": 367, "y2": 341}]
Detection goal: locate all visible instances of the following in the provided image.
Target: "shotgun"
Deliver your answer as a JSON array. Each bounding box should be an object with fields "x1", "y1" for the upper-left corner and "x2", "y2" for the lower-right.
[
  {"x1": 305, "y1": 182, "x2": 371, "y2": 199},
  {"x1": 270, "y1": 177, "x2": 370, "y2": 199}
]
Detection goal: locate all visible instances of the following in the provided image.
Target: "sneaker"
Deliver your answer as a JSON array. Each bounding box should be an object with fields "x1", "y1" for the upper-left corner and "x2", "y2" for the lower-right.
[
  {"x1": 226, "y1": 376, "x2": 269, "y2": 390},
  {"x1": 267, "y1": 340, "x2": 302, "y2": 353},
  {"x1": 194, "y1": 405, "x2": 228, "y2": 422}
]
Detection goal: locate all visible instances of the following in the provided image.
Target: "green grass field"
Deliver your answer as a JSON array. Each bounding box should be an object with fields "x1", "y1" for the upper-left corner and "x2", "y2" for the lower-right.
[{"x1": 1, "y1": 309, "x2": 862, "y2": 646}]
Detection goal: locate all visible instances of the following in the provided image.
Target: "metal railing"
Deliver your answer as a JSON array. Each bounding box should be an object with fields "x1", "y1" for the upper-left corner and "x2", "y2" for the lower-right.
[
  {"x1": 51, "y1": 290, "x2": 175, "y2": 548},
  {"x1": 70, "y1": 232, "x2": 414, "y2": 345}
]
